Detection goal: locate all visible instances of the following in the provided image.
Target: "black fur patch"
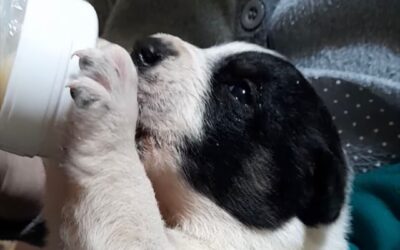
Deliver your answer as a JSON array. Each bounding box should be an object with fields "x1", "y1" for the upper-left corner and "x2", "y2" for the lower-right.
[{"x1": 181, "y1": 52, "x2": 348, "y2": 229}]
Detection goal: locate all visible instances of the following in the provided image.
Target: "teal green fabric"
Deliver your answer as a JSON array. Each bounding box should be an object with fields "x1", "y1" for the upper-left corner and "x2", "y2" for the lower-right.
[{"x1": 349, "y1": 164, "x2": 400, "y2": 250}]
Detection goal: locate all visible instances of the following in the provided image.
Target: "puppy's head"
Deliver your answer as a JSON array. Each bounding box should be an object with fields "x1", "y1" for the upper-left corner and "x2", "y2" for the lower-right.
[{"x1": 131, "y1": 34, "x2": 348, "y2": 229}]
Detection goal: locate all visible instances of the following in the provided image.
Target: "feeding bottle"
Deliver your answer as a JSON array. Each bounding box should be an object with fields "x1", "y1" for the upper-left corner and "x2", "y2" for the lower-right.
[{"x1": 0, "y1": 0, "x2": 98, "y2": 157}]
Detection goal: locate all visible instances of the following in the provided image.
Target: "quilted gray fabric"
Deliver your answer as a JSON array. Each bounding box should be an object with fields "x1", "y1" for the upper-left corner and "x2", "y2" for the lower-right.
[{"x1": 267, "y1": 0, "x2": 400, "y2": 171}]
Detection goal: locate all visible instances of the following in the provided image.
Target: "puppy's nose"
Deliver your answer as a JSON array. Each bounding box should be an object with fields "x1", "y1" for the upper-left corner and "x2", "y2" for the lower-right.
[{"x1": 131, "y1": 37, "x2": 176, "y2": 69}]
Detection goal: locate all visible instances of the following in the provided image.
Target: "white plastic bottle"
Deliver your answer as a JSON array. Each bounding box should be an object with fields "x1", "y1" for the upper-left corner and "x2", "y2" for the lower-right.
[{"x1": 0, "y1": 0, "x2": 98, "y2": 157}]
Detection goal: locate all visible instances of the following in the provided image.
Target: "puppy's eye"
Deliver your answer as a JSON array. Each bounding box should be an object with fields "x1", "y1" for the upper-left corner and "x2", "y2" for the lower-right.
[{"x1": 228, "y1": 80, "x2": 252, "y2": 105}]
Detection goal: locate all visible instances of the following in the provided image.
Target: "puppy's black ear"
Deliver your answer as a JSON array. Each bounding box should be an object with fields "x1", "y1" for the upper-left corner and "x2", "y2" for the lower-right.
[
  {"x1": 297, "y1": 130, "x2": 348, "y2": 226},
  {"x1": 255, "y1": 56, "x2": 349, "y2": 226}
]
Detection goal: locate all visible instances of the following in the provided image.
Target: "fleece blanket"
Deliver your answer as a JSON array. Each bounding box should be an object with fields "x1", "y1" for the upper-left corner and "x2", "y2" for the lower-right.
[{"x1": 349, "y1": 163, "x2": 400, "y2": 250}]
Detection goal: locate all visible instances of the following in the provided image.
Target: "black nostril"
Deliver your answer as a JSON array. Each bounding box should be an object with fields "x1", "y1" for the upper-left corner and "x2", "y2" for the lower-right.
[
  {"x1": 131, "y1": 37, "x2": 177, "y2": 70},
  {"x1": 136, "y1": 43, "x2": 162, "y2": 67}
]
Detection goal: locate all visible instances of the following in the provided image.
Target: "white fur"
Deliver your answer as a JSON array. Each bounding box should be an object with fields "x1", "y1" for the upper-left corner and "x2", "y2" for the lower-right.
[
  {"x1": 137, "y1": 34, "x2": 210, "y2": 143},
  {"x1": 33, "y1": 35, "x2": 350, "y2": 250}
]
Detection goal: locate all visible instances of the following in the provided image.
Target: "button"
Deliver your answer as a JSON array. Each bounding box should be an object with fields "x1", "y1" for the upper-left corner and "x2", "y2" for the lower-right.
[{"x1": 241, "y1": 0, "x2": 265, "y2": 31}]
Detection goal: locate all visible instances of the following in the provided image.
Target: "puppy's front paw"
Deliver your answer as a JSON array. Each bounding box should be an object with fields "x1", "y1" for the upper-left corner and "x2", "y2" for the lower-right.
[{"x1": 66, "y1": 43, "x2": 138, "y2": 148}]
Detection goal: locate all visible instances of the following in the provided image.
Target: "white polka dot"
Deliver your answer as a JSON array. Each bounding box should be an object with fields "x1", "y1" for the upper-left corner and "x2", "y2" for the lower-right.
[
  {"x1": 336, "y1": 80, "x2": 342, "y2": 85},
  {"x1": 352, "y1": 122, "x2": 357, "y2": 127},
  {"x1": 333, "y1": 99, "x2": 339, "y2": 104},
  {"x1": 392, "y1": 154, "x2": 397, "y2": 159},
  {"x1": 353, "y1": 156, "x2": 359, "y2": 160},
  {"x1": 346, "y1": 143, "x2": 351, "y2": 148},
  {"x1": 343, "y1": 110, "x2": 349, "y2": 115},
  {"x1": 345, "y1": 93, "x2": 350, "y2": 98},
  {"x1": 369, "y1": 99, "x2": 374, "y2": 103},
  {"x1": 296, "y1": 81, "x2": 300, "y2": 85},
  {"x1": 332, "y1": 116, "x2": 336, "y2": 120},
  {"x1": 362, "y1": 168, "x2": 368, "y2": 173},
  {"x1": 356, "y1": 104, "x2": 361, "y2": 108},
  {"x1": 382, "y1": 142, "x2": 387, "y2": 147},
  {"x1": 368, "y1": 149, "x2": 373, "y2": 154},
  {"x1": 338, "y1": 130, "x2": 343, "y2": 134},
  {"x1": 380, "y1": 108, "x2": 385, "y2": 113},
  {"x1": 373, "y1": 128, "x2": 379, "y2": 133},
  {"x1": 397, "y1": 134, "x2": 400, "y2": 139},
  {"x1": 366, "y1": 115, "x2": 371, "y2": 120},
  {"x1": 375, "y1": 162, "x2": 382, "y2": 167},
  {"x1": 359, "y1": 136, "x2": 365, "y2": 141},
  {"x1": 388, "y1": 121, "x2": 395, "y2": 126},
  {"x1": 323, "y1": 88, "x2": 328, "y2": 92}
]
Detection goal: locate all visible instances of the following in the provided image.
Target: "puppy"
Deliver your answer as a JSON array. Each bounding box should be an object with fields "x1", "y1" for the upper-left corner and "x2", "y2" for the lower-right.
[{"x1": 40, "y1": 34, "x2": 351, "y2": 250}]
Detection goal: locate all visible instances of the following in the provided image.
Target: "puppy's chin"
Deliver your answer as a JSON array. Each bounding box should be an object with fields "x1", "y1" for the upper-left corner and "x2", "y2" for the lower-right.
[
  {"x1": 135, "y1": 102, "x2": 157, "y2": 152},
  {"x1": 135, "y1": 124, "x2": 166, "y2": 160},
  {"x1": 135, "y1": 126, "x2": 153, "y2": 153}
]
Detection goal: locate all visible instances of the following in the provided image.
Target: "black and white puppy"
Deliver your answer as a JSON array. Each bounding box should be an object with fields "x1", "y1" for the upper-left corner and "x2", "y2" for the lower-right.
[{"x1": 40, "y1": 34, "x2": 351, "y2": 250}]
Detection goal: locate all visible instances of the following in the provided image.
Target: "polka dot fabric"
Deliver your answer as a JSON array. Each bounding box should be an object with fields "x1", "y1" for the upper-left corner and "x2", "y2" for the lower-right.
[{"x1": 310, "y1": 77, "x2": 400, "y2": 173}]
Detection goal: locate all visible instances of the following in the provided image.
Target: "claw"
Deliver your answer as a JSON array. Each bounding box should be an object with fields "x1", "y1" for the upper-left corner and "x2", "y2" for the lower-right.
[
  {"x1": 68, "y1": 85, "x2": 100, "y2": 109},
  {"x1": 66, "y1": 80, "x2": 79, "y2": 89},
  {"x1": 73, "y1": 51, "x2": 94, "y2": 70}
]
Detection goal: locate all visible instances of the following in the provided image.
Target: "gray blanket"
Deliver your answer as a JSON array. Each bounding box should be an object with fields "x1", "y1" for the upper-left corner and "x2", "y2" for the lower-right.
[
  {"x1": 269, "y1": 0, "x2": 400, "y2": 172},
  {"x1": 92, "y1": 0, "x2": 400, "y2": 172}
]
